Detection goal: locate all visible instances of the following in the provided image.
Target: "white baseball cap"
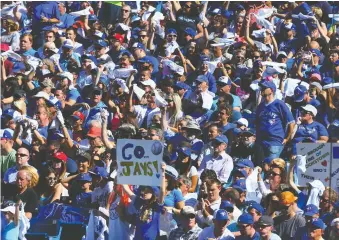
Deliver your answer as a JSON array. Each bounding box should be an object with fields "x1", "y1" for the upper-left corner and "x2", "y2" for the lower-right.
[
  {"x1": 33, "y1": 91, "x2": 50, "y2": 100},
  {"x1": 0, "y1": 206, "x2": 15, "y2": 214},
  {"x1": 236, "y1": 118, "x2": 248, "y2": 127},
  {"x1": 301, "y1": 104, "x2": 317, "y2": 117}
]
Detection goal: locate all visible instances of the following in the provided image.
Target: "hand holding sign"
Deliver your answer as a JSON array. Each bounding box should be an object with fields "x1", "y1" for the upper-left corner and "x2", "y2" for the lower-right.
[{"x1": 117, "y1": 139, "x2": 164, "y2": 186}]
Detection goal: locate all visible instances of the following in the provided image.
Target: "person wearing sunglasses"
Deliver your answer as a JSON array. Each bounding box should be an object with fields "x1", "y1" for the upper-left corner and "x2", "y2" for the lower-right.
[
  {"x1": 36, "y1": 166, "x2": 63, "y2": 207},
  {"x1": 255, "y1": 215, "x2": 281, "y2": 240},
  {"x1": 169, "y1": 206, "x2": 202, "y2": 240},
  {"x1": 292, "y1": 104, "x2": 328, "y2": 145},
  {"x1": 236, "y1": 213, "x2": 260, "y2": 239},
  {"x1": 198, "y1": 209, "x2": 235, "y2": 240},
  {"x1": 3, "y1": 147, "x2": 34, "y2": 185},
  {"x1": 256, "y1": 80, "x2": 295, "y2": 159}
]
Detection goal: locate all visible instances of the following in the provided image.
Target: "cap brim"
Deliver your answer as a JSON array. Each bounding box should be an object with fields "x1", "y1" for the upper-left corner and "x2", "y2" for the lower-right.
[
  {"x1": 294, "y1": 95, "x2": 304, "y2": 102},
  {"x1": 304, "y1": 212, "x2": 317, "y2": 217}
]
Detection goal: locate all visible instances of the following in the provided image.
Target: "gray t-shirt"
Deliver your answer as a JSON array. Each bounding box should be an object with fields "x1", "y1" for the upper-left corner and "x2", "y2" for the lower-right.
[
  {"x1": 269, "y1": 233, "x2": 282, "y2": 240},
  {"x1": 274, "y1": 214, "x2": 306, "y2": 240}
]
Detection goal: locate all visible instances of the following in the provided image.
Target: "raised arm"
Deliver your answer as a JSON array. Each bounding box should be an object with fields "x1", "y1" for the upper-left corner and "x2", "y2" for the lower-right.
[
  {"x1": 244, "y1": 15, "x2": 255, "y2": 49},
  {"x1": 288, "y1": 156, "x2": 300, "y2": 192},
  {"x1": 158, "y1": 162, "x2": 166, "y2": 204},
  {"x1": 101, "y1": 110, "x2": 115, "y2": 150},
  {"x1": 128, "y1": 86, "x2": 135, "y2": 113}
]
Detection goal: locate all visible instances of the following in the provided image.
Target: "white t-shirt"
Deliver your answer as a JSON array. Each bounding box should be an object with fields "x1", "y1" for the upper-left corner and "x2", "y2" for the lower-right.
[
  {"x1": 109, "y1": 196, "x2": 134, "y2": 240},
  {"x1": 91, "y1": 181, "x2": 114, "y2": 208},
  {"x1": 198, "y1": 225, "x2": 235, "y2": 240}
]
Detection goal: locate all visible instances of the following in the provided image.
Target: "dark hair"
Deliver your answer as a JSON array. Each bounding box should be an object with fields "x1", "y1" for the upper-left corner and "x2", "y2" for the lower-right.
[
  {"x1": 218, "y1": 103, "x2": 233, "y2": 117},
  {"x1": 45, "y1": 30, "x2": 56, "y2": 38},
  {"x1": 66, "y1": 26, "x2": 77, "y2": 34},
  {"x1": 200, "y1": 169, "x2": 218, "y2": 182},
  {"x1": 165, "y1": 175, "x2": 178, "y2": 191},
  {"x1": 223, "y1": 188, "x2": 240, "y2": 202}
]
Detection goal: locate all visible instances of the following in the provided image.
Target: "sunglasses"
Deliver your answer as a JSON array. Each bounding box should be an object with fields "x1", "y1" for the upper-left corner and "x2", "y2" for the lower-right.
[
  {"x1": 253, "y1": 56, "x2": 261, "y2": 59},
  {"x1": 184, "y1": 4, "x2": 191, "y2": 9},
  {"x1": 168, "y1": 34, "x2": 177, "y2": 37},
  {"x1": 122, "y1": 9, "x2": 130, "y2": 12},
  {"x1": 166, "y1": 99, "x2": 173, "y2": 102},
  {"x1": 139, "y1": 35, "x2": 147, "y2": 38},
  {"x1": 321, "y1": 198, "x2": 331, "y2": 204},
  {"x1": 301, "y1": 111, "x2": 312, "y2": 116},
  {"x1": 16, "y1": 153, "x2": 28, "y2": 157}
]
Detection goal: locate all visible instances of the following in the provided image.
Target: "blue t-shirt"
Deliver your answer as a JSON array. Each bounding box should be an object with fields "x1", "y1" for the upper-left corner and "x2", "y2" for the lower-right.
[
  {"x1": 279, "y1": 38, "x2": 298, "y2": 55},
  {"x1": 32, "y1": 1, "x2": 61, "y2": 33},
  {"x1": 66, "y1": 88, "x2": 82, "y2": 103},
  {"x1": 59, "y1": 53, "x2": 81, "y2": 71},
  {"x1": 134, "y1": 197, "x2": 162, "y2": 240},
  {"x1": 1, "y1": 221, "x2": 19, "y2": 240},
  {"x1": 164, "y1": 188, "x2": 184, "y2": 207},
  {"x1": 73, "y1": 192, "x2": 92, "y2": 208},
  {"x1": 256, "y1": 99, "x2": 295, "y2": 146},
  {"x1": 293, "y1": 121, "x2": 328, "y2": 143}
]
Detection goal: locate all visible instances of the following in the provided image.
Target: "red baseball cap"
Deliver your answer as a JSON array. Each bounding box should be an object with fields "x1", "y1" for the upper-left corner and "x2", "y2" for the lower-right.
[
  {"x1": 111, "y1": 33, "x2": 124, "y2": 44},
  {"x1": 87, "y1": 127, "x2": 101, "y2": 139},
  {"x1": 71, "y1": 111, "x2": 85, "y2": 121},
  {"x1": 53, "y1": 152, "x2": 68, "y2": 163}
]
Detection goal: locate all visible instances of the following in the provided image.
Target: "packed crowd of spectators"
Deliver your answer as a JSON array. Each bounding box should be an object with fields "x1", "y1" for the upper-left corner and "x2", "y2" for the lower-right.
[{"x1": 1, "y1": 1, "x2": 339, "y2": 240}]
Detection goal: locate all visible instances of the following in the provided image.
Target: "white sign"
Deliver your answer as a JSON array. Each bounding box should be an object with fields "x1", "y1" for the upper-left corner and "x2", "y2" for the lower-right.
[
  {"x1": 117, "y1": 139, "x2": 163, "y2": 186},
  {"x1": 297, "y1": 143, "x2": 332, "y2": 188}
]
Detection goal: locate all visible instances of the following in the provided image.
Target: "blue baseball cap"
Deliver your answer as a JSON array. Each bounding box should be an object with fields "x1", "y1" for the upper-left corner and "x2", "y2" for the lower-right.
[
  {"x1": 234, "y1": 169, "x2": 248, "y2": 178},
  {"x1": 76, "y1": 173, "x2": 92, "y2": 182},
  {"x1": 253, "y1": 60, "x2": 263, "y2": 69},
  {"x1": 220, "y1": 201, "x2": 234, "y2": 211},
  {"x1": 200, "y1": 55, "x2": 210, "y2": 62},
  {"x1": 177, "y1": 146, "x2": 191, "y2": 156},
  {"x1": 311, "y1": 49, "x2": 321, "y2": 57},
  {"x1": 95, "y1": 39, "x2": 108, "y2": 48},
  {"x1": 214, "y1": 135, "x2": 229, "y2": 144},
  {"x1": 304, "y1": 204, "x2": 319, "y2": 217},
  {"x1": 247, "y1": 202, "x2": 265, "y2": 215},
  {"x1": 236, "y1": 159, "x2": 254, "y2": 169},
  {"x1": 89, "y1": 166, "x2": 109, "y2": 178},
  {"x1": 132, "y1": 42, "x2": 146, "y2": 51},
  {"x1": 0, "y1": 129, "x2": 14, "y2": 139},
  {"x1": 222, "y1": 10, "x2": 233, "y2": 18},
  {"x1": 213, "y1": 209, "x2": 229, "y2": 221},
  {"x1": 294, "y1": 85, "x2": 308, "y2": 102},
  {"x1": 196, "y1": 75, "x2": 208, "y2": 83},
  {"x1": 184, "y1": 27, "x2": 196, "y2": 37},
  {"x1": 46, "y1": 96, "x2": 62, "y2": 109},
  {"x1": 167, "y1": 28, "x2": 177, "y2": 35},
  {"x1": 238, "y1": 213, "x2": 254, "y2": 225},
  {"x1": 232, "y1": 179, "x2": 246, "y2": 193},
  {"x1": 175, "y1": 82, "x2": 190, "y2": 90},
  {"x1": 211, "y1": 8, "x2": 222, "y2": 15},
  {"x1": 260, "y1": 80, "x2": 276, "y2": 93},
  {"x1": 217, "y1": 76, "x2": 232, "y2": 86},
  {"x1": 309, "y1": 218, "x2": 326, "y2": 230},
  {"x1": 322, "y1": 77, "x2": 334, "y2": 85}
]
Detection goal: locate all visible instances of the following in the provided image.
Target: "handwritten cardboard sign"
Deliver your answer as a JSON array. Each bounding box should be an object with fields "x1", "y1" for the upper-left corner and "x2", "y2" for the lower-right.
[
  {"x1": 297, "y1": 143, "x2": 333, "y2": 188},
  {"x1": 117, "y1": 139, "x2": 163, "y2": 186}
]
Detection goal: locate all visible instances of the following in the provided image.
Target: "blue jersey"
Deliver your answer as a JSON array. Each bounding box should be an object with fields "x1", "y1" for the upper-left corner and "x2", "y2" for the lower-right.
[
  {"x1": 256, "y1": 99, "x2": 295, "y2": 146},
  {"x1": 293, "y1": 121, "x2": 328, "y2": 143}
]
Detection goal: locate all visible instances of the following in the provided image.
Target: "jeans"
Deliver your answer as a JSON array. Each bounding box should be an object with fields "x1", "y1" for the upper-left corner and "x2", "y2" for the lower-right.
[{"x1": 263, "y1": 145, "x2": 284, "y2": 159}]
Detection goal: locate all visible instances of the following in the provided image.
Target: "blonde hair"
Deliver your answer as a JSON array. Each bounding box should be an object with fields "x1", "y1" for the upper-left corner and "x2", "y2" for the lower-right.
[
  {"x1": 312, "y1": 6, "x2": 323, "y2": 19},
  {"x1": 168, "y1": 93, "x2": 183, "y2": 127},
  {"x1": 271, "y1": 158, "x2": 286, "y2": 169},
  {"x1": 20, "y1": 166, "x2": 39, "y2": 188}
]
